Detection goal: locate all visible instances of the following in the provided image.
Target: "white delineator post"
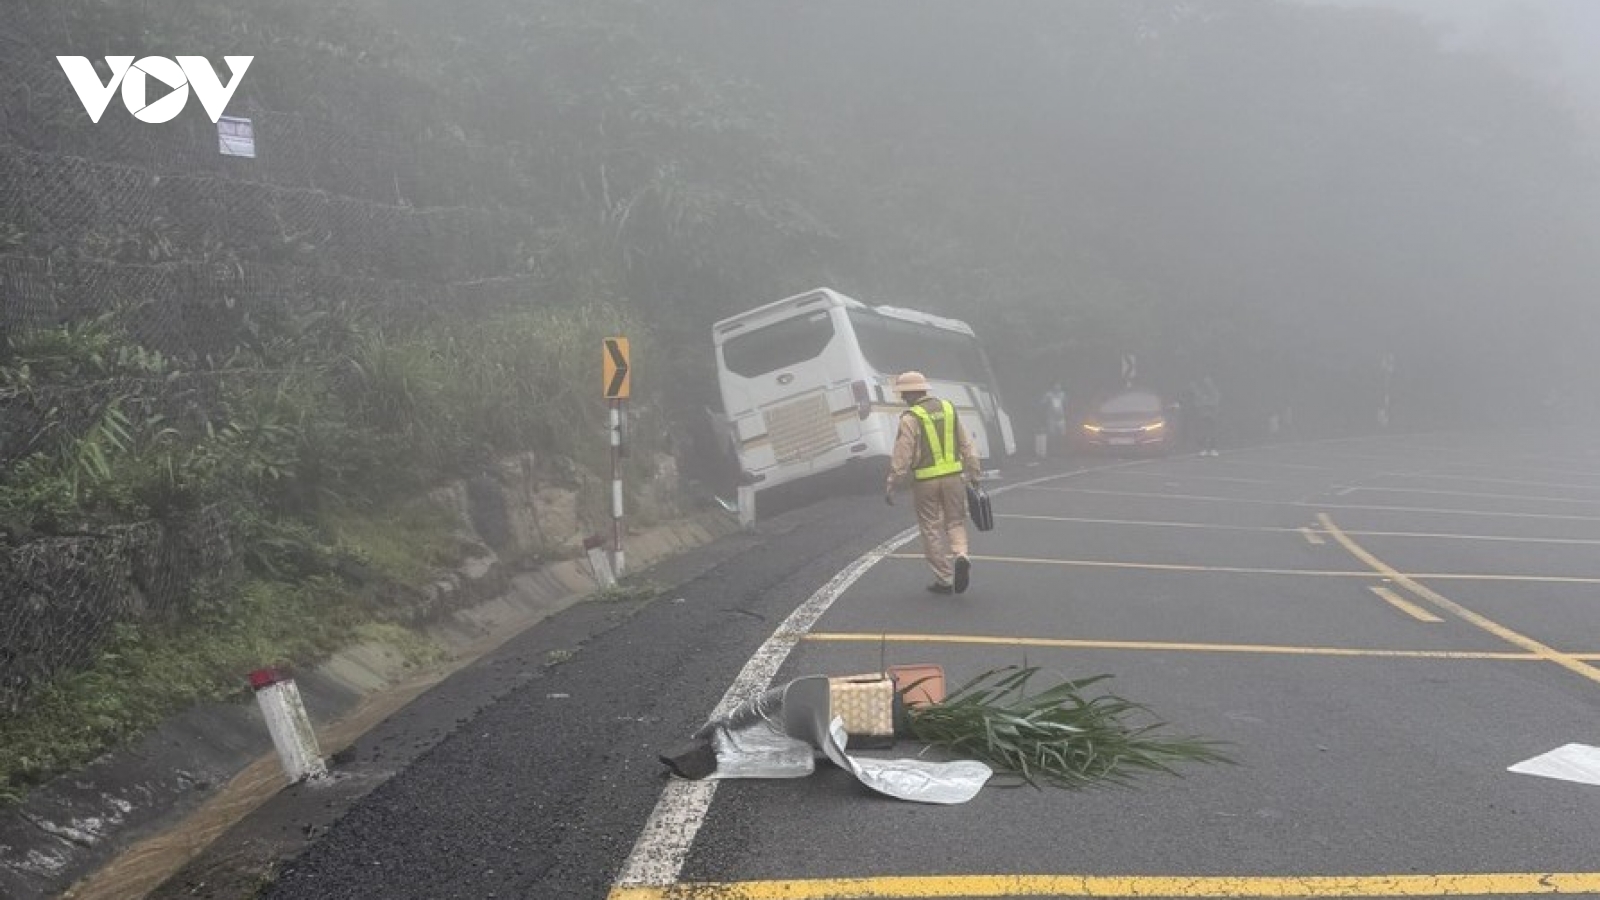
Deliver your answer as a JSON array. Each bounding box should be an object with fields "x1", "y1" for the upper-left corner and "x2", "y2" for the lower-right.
[
  {"x1": 610, "y1": 399, "x2": 626, "y2": 577},
  {"x1": 736, "y1": 483, "x2": 756, "y2": 529},
  {"x1": 585, "y1": 533, "x2": 617, "y2": 588},
  {"x1": 250, "y1": 667, "x2": 327, "y2": 783}
]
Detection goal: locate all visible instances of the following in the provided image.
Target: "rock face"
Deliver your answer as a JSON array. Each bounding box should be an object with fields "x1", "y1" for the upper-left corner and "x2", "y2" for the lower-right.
[
  {"x1": 3, "y1": 449, "x2": 682, "y2": 724},
  {"x1": 427, "y1": 450, "x2": 682, "y2": 564}
]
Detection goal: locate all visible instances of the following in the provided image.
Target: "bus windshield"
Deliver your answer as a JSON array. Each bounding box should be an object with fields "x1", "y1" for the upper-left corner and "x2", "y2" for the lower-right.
[
  {"x1": 720, "y1": 310, "x2": 836, "y2": 378},
  {"x1": 847, "y1": 309, "x2": 990, "y2": 385}
]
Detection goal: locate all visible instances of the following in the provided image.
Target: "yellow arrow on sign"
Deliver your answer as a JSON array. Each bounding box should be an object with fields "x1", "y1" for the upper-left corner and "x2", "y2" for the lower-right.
[{"x1": 603, "y1": 337, "x2": 631, "y2": 400}]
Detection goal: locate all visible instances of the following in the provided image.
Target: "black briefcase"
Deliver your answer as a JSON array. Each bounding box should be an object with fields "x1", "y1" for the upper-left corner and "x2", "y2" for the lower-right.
[{"x1": 966, "y1": 483, "x2": 994, "y2": 532}]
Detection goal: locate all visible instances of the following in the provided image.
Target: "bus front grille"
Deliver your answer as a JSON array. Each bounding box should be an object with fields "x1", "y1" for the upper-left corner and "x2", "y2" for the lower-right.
[{"x1": 764, "y1": 394, "x2": 838, "y2": 464}]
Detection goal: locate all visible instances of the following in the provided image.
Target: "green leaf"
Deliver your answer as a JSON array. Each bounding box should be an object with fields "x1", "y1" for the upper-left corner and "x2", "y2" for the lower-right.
[{"x1": 906, "y1": 666, "x2": 1233, "y2": 789}]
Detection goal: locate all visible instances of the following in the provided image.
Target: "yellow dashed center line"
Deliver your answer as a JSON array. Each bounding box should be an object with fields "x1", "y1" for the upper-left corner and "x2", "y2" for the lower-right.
[
  {"x1": 609, "y1": 871, "x2": 1600, "y2": 899},
  {"x1": 887, "y1": 553, "x2": 1600, "y2": 584},
  {"x1": 1368, "y1": 585, "x2": 1443, "y2": 623},
  {"x1": 998, "y1": 513, "x2": 1600, "y2": 547},
  {"x1": 801, "y1": 632, "x2": 1588, "y2": 661},
  {"x1": 887, "y1": 554, "x2": 1367, "y2": 578},
  {"x1": 1319, "y1": 513, "x2": 1600, "y2": 687},
  {"x1": 1022, "y1": 485, "x2": 1600, "y2": 524}
]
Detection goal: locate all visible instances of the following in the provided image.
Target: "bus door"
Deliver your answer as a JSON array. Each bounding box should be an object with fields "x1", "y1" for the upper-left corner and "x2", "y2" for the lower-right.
[{"x1": 920, "y1": 379, "x2": 993, "y2": 462}]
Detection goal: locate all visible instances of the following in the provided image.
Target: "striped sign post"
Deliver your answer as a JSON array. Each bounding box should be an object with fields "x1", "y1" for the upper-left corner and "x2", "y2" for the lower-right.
[{"x1": 604, "y1": 337, "x2": 631, "y2": 576}]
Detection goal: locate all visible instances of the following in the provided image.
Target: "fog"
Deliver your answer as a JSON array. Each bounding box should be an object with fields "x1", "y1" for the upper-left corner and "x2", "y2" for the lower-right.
[
  {"x1": 5, "y1": 0, "x2": 1600, "y2": 818},
  {"x1": 653, "y1": 0, "x2": 1600, "y2": 437},
  {"x1": 7, "y1": 0, "x2": 1600, "y2": 447},
  {"x1": 1309, "y1": 0, "x2": 1600, "y2": 111}
]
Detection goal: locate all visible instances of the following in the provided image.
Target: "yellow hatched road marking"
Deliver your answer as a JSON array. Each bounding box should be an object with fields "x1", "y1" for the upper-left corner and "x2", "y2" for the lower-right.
[
  {"x1": 1320, "y1": 513, "x2": 1600, "y2": 687},
  {"x1": 1369, "y1": 585, "x2": 1444, "y2": 623},
  {"x1": 609, "y1": 871, "x2": 1600, "y2": 899},
  {"x1": 801, "y1": 632, "x2": 1590, "y2": 661},
  {"x1": 888, "y1": 553, "x2": 1600, "y2": 584}
]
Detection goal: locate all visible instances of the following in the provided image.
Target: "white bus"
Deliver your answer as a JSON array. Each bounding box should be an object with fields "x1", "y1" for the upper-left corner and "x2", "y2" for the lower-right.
[{"x1": 712, "y1": 287, "x2": 1016, "y2": 493}]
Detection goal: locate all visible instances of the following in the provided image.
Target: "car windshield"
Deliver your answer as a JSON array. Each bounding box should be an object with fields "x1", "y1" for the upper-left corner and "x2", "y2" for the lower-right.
[{"x1": 1101, "y1": 392, "x2": 1162, "y2": 415}]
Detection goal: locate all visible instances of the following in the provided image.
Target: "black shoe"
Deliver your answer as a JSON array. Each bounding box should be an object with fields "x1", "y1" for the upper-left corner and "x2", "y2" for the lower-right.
[
  {"x1": 953, "y1": 556, "x2": 971, "y2": 594},
  {"x1": 926, "y1": 582, "x2": 954, "y2": 595}
]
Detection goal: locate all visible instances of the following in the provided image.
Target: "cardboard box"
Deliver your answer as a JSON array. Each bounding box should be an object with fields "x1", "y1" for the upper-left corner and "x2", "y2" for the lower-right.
[{"x1": 889, "y1": 663, "x2": 946, "y2": 707}]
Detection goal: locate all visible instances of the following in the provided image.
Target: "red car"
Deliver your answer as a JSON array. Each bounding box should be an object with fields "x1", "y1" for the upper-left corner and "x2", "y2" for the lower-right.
[{"x1": 1076, "y1": 389, "x2": 1174, "y2": 456}]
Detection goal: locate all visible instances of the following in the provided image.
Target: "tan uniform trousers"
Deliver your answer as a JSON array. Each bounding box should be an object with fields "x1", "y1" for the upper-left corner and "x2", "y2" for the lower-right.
[{"x1": 913, "y1": 474, "x2": 969, "y2": 584}]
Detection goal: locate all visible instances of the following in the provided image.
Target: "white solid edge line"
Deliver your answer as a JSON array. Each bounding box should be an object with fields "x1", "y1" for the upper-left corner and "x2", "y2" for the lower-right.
[
  {"x1": 609, "y1": 527, "x2": 914, "y2": 887},
  {"x1": 609, "y1": 464, "x2": 1112, "y2": 890}
]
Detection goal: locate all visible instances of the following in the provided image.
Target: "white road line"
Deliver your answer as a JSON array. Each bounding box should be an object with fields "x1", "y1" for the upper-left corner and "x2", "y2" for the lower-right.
[
  {"x1": 1094, "y1": 470, "x2": 1293, "y2": 487},
  {"x1": 611, "y1": 463, "x2": 1133, "y2": 892},
  {"x1": 1200, "y1": 458, "x2": 1347, "y2": 473},
  {"x1": 1427, "y1": 457, "x2": 1600, "y2": 479},
  {"x1": 1021, "y1": 486, "x2": 1304, "y2": 504},
  {"x1": 1331, "y1": 483, "x2": 1600, "y2": 506},
  {"x1": 1363, "y1": 471, "x2": 1600, "y2": 496},
  {"x1": 610, "y1": 528, "x2": 914, "y2": 888},
  {"x1": 1299, "y1": 526, "x2": 1325, "y2": 545}
]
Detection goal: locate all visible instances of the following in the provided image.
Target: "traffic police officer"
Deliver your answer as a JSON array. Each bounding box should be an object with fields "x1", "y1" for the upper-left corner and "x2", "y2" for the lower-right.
[{"x1": 884, "y1": 371, "x2": 982, "y2": 593}]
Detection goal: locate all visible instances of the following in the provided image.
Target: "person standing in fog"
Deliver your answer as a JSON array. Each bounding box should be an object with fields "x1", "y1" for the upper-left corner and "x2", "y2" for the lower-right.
[
  {"x1": 1194, "y1": 375, "x2": 1221, "y2": 456},
  {"x1": 885, "y1": 371, "x2": 983, "y2": 594},
  {"x1": 1042, "y1": 382, "x2": 1069, "y2": 455}
]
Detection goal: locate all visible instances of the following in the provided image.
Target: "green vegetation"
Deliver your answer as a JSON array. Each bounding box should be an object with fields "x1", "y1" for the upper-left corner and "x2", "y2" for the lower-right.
[
  {"x1": 1, "y1": 577, "x2": 350, "y2": 802},
  {"x1": 587, "y1": 579, "x2": 662, "y2": 604},
  {"x1": 904, "y1": 666, "x2": 1233, "y2": 789},
  {"x1": 0, "y1": 299, "x2": 660, "y2": 801},
  {"x1": 0, "y1": 302, "x2": 652, "y2": 536}
]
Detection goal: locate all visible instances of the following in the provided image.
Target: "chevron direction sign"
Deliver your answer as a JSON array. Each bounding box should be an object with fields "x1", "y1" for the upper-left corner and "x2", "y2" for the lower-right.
[{"x1": 603, "y1": 337, "x2": 631, "y2": 400}]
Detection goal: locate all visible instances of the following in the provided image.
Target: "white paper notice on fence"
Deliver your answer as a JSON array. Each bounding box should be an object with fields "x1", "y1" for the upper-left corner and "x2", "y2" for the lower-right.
[
  {"x1": 1508, "y1": 743, "x2": 1600, "y2": 787},
  {"x1": 219, "y1": 116, "x2": 256, "y2": 158}
]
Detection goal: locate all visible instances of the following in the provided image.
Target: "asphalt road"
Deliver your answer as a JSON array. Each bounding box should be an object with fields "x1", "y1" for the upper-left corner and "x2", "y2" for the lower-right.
[{"x1": 173, "y1": 435, "x2": 1600, "y2": 899}]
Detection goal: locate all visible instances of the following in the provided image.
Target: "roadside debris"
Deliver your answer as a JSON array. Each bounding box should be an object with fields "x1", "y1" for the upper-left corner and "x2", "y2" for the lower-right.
[
  {"x1": 659, "y1": 665, "x2": 1230, "y2": 799},
  {"x1": 662, "y1": 670, "x2": 990, "y2": 805},
  {"x1": 902, "y1": 666, "x2": 1233, "y2": 789}
]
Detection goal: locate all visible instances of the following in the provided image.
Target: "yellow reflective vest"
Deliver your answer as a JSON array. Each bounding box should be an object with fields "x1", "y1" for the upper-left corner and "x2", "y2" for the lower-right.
[{"x1": 907, "y1": 399, "x2": 964, "y2": 480}]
